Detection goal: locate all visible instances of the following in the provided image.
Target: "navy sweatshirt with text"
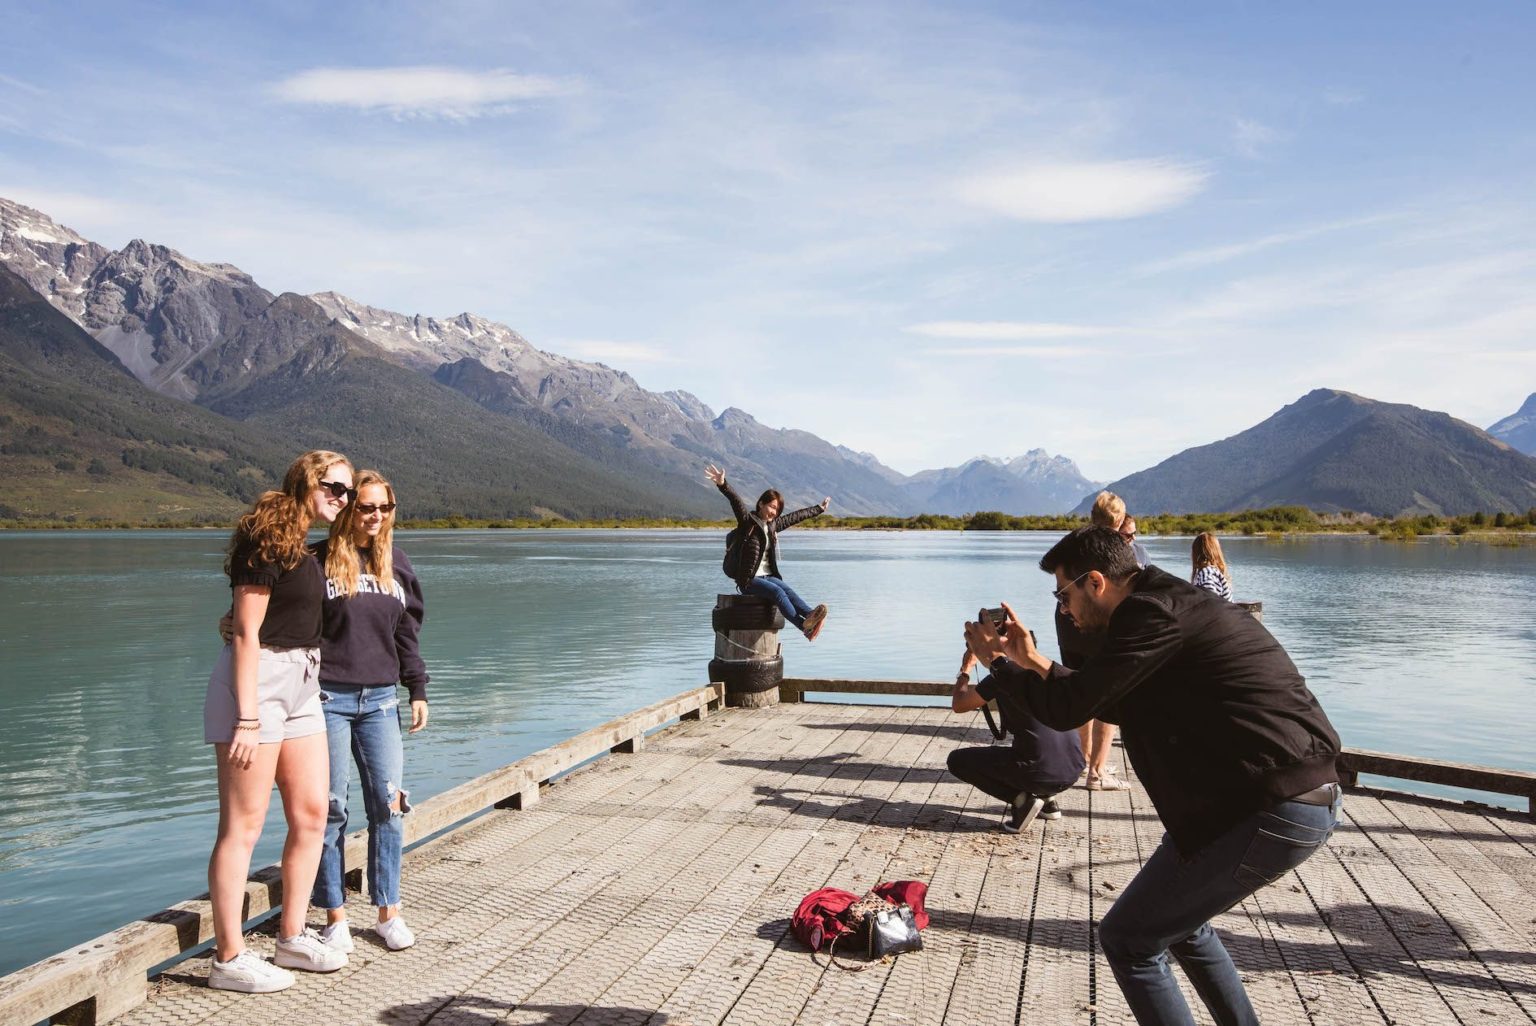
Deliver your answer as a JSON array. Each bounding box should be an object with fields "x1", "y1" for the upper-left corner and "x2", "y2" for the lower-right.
[{"x1": 311, "y1": 540, "x2": 430, "y2": 702}]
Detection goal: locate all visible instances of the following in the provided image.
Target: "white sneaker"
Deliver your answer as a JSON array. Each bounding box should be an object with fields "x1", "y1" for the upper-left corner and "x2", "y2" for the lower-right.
[
  {"x1": 208, "y1": 950, "x2": 295, "y2": 993},
  {"x1": 320, "y1": 920, "x2": 354, "y2": 953},
  {"x1": 274, "y1": 927, "x2": 348, "y2": 972},
  {"x1": 376, "y1": 915, "x2": 416, "y2": 951}
]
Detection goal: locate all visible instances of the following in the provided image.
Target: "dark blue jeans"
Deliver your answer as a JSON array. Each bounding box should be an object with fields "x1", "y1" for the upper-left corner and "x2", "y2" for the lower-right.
[
  {"x1": 946, "y1": 745, "x2": 1076, "y2": 805},
  {"x1": 1098, "y1": 790, "x2": 1341, "y2": 1025},
  {"x1": 742, "y1": 576, "x2": 813, "y2": 629},
  {"x1": 312, "y1": 684, "x2": 409, "y2": 910}
]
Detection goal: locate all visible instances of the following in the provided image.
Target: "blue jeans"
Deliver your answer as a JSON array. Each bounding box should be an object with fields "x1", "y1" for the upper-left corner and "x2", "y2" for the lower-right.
[
  {"x1": 312, "y1": 684, "x2": 409, "y2": 909},
  {"x1": 1099, "y1": 790, "x2": 1341, "y2": 1025},
  {"x1": 743, "y1": 576, "x2": 813, "y2": 629}
]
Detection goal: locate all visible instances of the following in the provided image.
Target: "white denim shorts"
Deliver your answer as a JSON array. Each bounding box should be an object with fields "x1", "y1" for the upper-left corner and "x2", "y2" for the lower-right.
[{"x1": 203, "y1": 644, "x2": 325, "y2": 744}]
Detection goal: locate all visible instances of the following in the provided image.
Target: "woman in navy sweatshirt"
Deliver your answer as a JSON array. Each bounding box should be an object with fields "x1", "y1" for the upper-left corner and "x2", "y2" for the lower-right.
[{"x1": 308, "y1": 469, "x2": 430, "y2": 953}]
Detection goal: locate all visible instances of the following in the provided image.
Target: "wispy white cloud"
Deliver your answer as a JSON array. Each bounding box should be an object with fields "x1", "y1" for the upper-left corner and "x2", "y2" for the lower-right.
[
  {"x1": 1232, "y1": 117, "x2": 1282, "y2": 159},
  {"x1": 0, "y1": 73, "x2": 46, "y2": 96},
  {"x1": 906, "y1": 320, "x2": 1115, "y2": 340},
  {"x1": 919, "y1": 344, "x2": 1101, "y2": 358},
  {"x1": 1137, "y1": 214, "x2": 1399, "y2": 276},
  {"x1": 955, "y1": 159, "x2": 1209, "y2": 223},
  {"x1": 269, "y1": 66, "x2": 575, "y2": 119}
]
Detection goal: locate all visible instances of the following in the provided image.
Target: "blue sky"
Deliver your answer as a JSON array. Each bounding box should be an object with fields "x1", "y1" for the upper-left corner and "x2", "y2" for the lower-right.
[{"x1": 2, "y1": 2, "x2": 1533, "y2": 480}]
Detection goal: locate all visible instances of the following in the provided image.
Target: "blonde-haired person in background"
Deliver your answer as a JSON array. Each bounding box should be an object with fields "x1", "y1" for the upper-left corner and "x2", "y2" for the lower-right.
[
  {"x1": 308, "y1": 470, "x2": 430, "y2": 955},
  {"x1": 205, "y1": 450, "x2": 354, "y2": 993},
  {"x1": 1191, "y1": 532, "x2": 1234, "y2": 601},
  {"x1": 1056, "y1": 491, "x2": 1144, "y2": 791}
]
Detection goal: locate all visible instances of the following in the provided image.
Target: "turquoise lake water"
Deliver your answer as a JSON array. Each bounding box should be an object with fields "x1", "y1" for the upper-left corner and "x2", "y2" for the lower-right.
[{"x1": 0, "y1": 529, "x2": 1532, "y2": 975}]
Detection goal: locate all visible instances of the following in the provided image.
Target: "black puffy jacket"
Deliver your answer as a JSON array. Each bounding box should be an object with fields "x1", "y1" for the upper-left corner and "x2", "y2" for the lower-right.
[{"x1": 717, "y1": 480, "x2": 824, "y2": 591}]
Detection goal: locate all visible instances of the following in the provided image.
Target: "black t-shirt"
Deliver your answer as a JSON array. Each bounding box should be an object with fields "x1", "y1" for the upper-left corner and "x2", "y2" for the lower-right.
[
  {"x1": 227, "y1": 536, "x2": 324, "y2": 648},
  {"x1": 975, "y1": 674, "x2": 1086, "y2": 786}
]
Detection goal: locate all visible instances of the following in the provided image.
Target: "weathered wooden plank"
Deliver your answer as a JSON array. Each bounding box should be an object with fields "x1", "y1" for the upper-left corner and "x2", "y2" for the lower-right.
[
  {"x1": 1349, "y1": 794, "x2": 1536, "y2": 1021},
  {"x1": 1340, "y1": 749, "x2": 1536, "y2": 812},
  {"x1": 653, "y1": 708, "x2": 936, "y2": 1025},
  {"x1": 582, "y1": 708, "x2": 914, "y2": 1020},
  {"x1": 773, "y1": 713, "x2": 965, "y2": 1026},
  {"x1": 780, "y1": 677, "x2": 952, "y2": 699},
  {"x1": 1294, "y1": 802, "x2": 1464, "y2": 1025}
]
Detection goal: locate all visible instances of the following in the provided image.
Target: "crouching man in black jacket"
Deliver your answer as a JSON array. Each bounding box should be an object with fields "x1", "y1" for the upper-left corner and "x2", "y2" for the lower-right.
[{"x1": 964, "y1": 527, "x2": 1341, "y2": 1026}]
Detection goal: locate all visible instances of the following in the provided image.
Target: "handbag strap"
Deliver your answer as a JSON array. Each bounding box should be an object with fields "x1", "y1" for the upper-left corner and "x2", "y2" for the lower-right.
[{"x1": 822, "y1": 930, "x2": 876, "y2": 972}]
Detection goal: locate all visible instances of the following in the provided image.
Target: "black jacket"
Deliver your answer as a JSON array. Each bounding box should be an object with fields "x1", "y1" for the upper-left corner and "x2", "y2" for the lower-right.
[
  {"x1": 996, "y1": 565, "x2": 1339, "y2": 856},
  {"x1": 716, "y1": 480, "x2": 824, "y2": 591}
]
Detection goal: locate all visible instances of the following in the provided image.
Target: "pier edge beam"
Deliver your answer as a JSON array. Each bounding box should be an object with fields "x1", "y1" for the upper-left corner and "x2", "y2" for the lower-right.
[
  {"x1": 50, "y1": 967, "x2": 146, "y2": 1026},
  {"x1": 611, "y1": 733, "x2": 645, "y2": 755}
]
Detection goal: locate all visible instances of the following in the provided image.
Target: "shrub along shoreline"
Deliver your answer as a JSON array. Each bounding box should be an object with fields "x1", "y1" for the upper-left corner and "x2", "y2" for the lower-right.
[{"x1": 4, "y1": 505, "x2": 1535, "y2": 540}]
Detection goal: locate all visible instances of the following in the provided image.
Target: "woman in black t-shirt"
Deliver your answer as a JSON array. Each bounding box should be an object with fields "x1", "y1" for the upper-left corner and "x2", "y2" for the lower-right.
[{"x1": 202, "y1": 449, "x2": 355, "y2": 994}]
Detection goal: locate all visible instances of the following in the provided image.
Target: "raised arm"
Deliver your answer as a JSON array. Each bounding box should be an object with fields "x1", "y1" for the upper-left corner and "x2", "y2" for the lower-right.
[
  {"x1": 773, "y1": 496, "x2": 830, "y2": 531},
  {"x1": 707, "y1": 464, "x2": 750, "y2": 524}
]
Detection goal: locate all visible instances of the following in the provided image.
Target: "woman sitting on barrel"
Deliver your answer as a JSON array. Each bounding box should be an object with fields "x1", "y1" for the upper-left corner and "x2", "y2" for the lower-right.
[{"x1": 705, "y1": 464, "x2": 831, "y2": 640}]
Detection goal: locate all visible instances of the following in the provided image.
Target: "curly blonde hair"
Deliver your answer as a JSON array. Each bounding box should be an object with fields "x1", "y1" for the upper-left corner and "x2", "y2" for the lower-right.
[
  {"x1": 325, "y1": 469, "x2": 397, "y2": 598},
  {"x1": 226, "y1": 450, "x2": 351, "y2": 576}
]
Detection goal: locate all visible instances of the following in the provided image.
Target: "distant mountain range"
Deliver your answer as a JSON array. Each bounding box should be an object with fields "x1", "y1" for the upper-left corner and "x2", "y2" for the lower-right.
[
  {"x1": 1489, "y1": 393, "x2": 1536, "y2": 456},
  {"x1": 0, "y1": 196, "x2": 1098, "y2": 520},
  {"x1": 4, "y1": 196, "x2": 1533, "y2": 522},
  {"x1": 1079, "y1": 388, "x2": 1536, "y2": 518}
]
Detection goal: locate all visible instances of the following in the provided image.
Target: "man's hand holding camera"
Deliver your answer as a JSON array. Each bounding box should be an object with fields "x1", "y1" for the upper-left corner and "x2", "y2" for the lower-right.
[{"x1": 964, "y1": 601, "x2": 1052, "y2": 677}]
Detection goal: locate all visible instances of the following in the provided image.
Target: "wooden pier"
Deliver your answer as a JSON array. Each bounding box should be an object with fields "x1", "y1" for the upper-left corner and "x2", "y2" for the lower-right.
[{"x1": 4, "y1": 680, "x2": 1536, "y2": 1026}]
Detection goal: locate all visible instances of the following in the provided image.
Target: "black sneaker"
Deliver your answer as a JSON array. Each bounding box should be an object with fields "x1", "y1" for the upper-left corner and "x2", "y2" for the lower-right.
[
  {"x1": 1040, "y1": 798, "x2": 1062, "y2": 821},
  {"x1": 1002, "y1": 794, "x2": 1045, "y2": 834}
]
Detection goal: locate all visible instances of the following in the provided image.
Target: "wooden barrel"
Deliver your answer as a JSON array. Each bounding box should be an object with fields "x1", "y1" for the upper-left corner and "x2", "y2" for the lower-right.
[
  {"x1": 1236, "y1": 601, "x2": 1263, "y2": 622},
  {"x1": 708, "y1": 594, "x2": 785, "y2": 709}
]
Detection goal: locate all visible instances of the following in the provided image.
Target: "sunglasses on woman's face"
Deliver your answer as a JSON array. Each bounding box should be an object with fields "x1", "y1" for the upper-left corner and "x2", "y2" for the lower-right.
[
  {"x1": 357, "y1": 503, "x2": 397, "y2": 515},
  {"x1": 318, "y1": 480, "x2": 358, "y2": 501}
]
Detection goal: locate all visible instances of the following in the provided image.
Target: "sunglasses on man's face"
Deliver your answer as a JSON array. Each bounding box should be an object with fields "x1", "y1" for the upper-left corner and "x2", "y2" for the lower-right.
[
  {"x1": 357, "y1": 503, "x2": 397, "y2": 515},
  {"x1": 318, "y1": 480, "x2": 358, "y2": 502},
  {"x1": 1052, "y1": 570, "x2": 1093, "y2": 607}
]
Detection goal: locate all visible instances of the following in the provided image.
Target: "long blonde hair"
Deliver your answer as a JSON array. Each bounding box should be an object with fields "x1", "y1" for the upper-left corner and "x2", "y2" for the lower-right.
[
  {"x1": 227, "y1": 449, "x2": 351, "y2": 576},
  {"x1": 326, "y1": 469, "x2": 396, "y2": 598},
  {"x1": 1191, "y1": 532, "x2": 1229, "y2": 583}
]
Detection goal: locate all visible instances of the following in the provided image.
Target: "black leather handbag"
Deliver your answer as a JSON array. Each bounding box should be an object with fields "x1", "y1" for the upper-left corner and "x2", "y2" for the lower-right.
[{"x1": 867, "y1": 903, "x2": 924, "y2": 958}]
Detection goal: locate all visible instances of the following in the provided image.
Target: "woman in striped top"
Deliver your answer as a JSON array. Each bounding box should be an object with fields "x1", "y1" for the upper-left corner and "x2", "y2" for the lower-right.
[{"x1": 1191, "y1": 532, "x2": 1234, "y2": 601}]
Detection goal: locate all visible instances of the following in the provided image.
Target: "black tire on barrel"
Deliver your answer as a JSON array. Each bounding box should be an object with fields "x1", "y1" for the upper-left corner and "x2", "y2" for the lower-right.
[
  {"x1": 708, "y1": 656, "x2": 784, "y2": 698},
  {"x1": 712, "y1": 604, "x2": 785, "y2": 632},
  {"x1": 710, "y1": 593, "x2": 785, "y2": 709}
]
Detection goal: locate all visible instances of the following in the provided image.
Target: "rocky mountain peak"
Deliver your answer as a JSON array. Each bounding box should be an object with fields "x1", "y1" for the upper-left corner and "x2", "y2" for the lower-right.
[
  {"x1": 712, "y1": 407, "x2": 759, "y2": 429},
  {"x1": 0, "y1": 197, "x2": 91, "y2": 247},
  {"x1": 662, "y1": 389, "x2": 714, "y2": 422},
  {"x1": 1488, "y1": 392, "x2": 1536, "y2": 456}
]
